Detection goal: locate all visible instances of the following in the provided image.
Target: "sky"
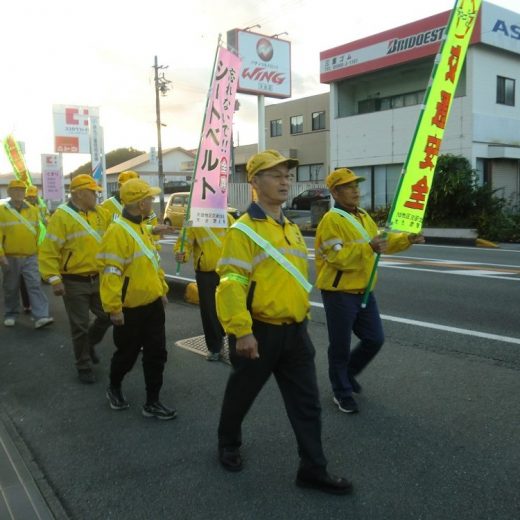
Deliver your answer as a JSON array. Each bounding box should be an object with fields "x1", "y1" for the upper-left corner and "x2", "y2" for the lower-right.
[{"x1": 1, "y1": 0, "x2": 518, "y2": 175}]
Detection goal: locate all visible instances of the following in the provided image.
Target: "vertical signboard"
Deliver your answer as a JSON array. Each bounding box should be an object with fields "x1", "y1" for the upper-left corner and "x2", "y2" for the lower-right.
[
  {"x1": 41, "y1": 154, "x2": 64, "y2": 201},
  {"x1": 53, "y1": 105, "x2": 99, "y2": 153}
]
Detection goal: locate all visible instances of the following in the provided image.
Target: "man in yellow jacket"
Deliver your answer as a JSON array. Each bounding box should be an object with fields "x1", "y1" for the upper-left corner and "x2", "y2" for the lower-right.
[
  {"x1": 39, "y1": 174, "x2": 112, "y2": 384},
  {"x1": 215, "y1": 150, "x2": 352, "y2": 495},
  {"x1": 101, "y1": 170, "x2": 170, "y2": 243},
  {"x1": 0, "y1": 180, "x2": 53, "y2": 329},
  {"x1": 174, "y1": 213, "x2": 234, "y2": 361},
  {"x1": 98, "y1": 178, "x2": 176, "y2": 420},
  {"x1": 315, "y1": 168, "x2": 424, "y2": 414}
]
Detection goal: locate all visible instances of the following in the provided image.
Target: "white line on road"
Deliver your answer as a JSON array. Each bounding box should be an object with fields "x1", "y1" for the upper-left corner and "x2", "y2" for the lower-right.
[
  {"x1": 165, "y1": 274, "x2": 520, "y2": 346},
  {"x1": 309, "y1": 301, "x2": 520, "y2": 345}
]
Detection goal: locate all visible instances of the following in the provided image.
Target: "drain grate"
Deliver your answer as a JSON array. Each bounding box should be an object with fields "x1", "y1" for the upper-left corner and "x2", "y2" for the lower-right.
[{"x1": 175, "y1": 335, "x2": 230, "y2": 364}]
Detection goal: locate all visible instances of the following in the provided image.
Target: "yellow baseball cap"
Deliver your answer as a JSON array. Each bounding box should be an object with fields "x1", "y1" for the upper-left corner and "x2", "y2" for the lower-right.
[
  {"x1": 26, "y1": 185, "x2": 38, "y2": 197},
  {"x1": 246, "y1": 150, "x2": 298, "y2": 182},
  {"x1": 70, "y1": 174, "x2": 102, "y2": 192},
  {"x1": 118, "y1": 170, "x2": 140, "y2": 185},
  {"x1": 120, "y1": 179, "x2": 161, "y2": 205},
  {"x1": 325, "y1": 168, "x2": 365, "y2": 190},
  {"x1": 8, "y1": 179, "x2": 26, "y2": 189}
]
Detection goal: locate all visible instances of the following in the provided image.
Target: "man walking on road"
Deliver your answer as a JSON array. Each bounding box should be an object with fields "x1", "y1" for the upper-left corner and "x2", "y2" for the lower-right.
[
  {"x1": 0, "y1": 180, "x2": 53, "y2": 329},
  {"x1": 99, "y1": 178, "x2": 176, "y2": 420},
  {"x1": 39, "y1": 174, "x2": 112, "y2": 384},
  {"x1": 315, "y1": 168, "x2": 424, "y2": 414},
  {"x1": 174, "y1": 213, "x2": 234, "y2": 361},
  {"x1": 215, "y1": 150, "x2": 352, "y2": 495}
]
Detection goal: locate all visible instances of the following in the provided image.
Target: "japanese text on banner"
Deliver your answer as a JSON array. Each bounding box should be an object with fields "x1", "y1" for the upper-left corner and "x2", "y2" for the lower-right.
[
  {"x1": 390, "y1": 0, "x2": 482, "y2": 233},
  {"x1": 190, "y1": 47, "x2": 241, "y2": 228}
]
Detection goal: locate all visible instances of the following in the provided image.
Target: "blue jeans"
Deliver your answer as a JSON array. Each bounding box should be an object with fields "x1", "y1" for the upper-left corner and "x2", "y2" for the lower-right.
[{"x1": 321, "y1": 291, "x2": 384, "y2": 399}]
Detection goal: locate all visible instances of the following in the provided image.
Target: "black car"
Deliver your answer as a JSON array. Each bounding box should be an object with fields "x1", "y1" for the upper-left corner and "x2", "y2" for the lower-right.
[
  {"x1": 164, "y1": 180, "x2": 191, "y2": 194},
  {"x1": 291, "y1": 188, "x2": 330, "y2": 210}
]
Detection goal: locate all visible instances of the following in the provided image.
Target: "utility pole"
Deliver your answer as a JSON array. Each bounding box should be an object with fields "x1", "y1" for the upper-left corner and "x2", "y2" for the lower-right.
[{"x1": 153, "y1": 55, "x2": 172, "y2": 218}]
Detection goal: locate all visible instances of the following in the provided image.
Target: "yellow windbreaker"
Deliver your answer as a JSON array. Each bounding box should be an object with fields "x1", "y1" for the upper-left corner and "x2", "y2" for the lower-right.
[
  {"x1": 98, "y1": 215, "x2": 168, "y2": 313},
  {"x1": 174, "y1": 214, "x2": 235, "y2": 272},
  {"x1": 216, "y1": 203, "x2": 310, "y2": 338},
  {"x1": 39, "y1": 203, "x2": 111, "y2": 284},
  {"x1": 0, "y1": 201, "x2": 40, "y2": 256},
  {"x1": 315, "y1": 206, "x2": 411, "y2": 293}
]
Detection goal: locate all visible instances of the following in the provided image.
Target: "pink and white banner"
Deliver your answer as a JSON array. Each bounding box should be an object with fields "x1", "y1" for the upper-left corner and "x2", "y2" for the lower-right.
[
  {"x1": 41, "y1": 154, "x2": 64, "y2": 201},
  {"x1": 189, "y1": 46, "x2": 241, "y2": 228}
]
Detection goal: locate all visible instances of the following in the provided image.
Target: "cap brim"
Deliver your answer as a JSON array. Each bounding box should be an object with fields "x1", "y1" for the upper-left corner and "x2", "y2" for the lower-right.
[
  {"x1": 336, "y1": 176, "x2": 365, "y2": 187},
  {"x1": 149, "y1": 187, "x2": 161, "y2": 196}
]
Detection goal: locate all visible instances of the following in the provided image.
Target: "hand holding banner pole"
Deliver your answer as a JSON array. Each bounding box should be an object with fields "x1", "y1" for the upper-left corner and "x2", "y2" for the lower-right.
[{"x1": 361, "y1": 0, "x2": 481, "y2": 308}]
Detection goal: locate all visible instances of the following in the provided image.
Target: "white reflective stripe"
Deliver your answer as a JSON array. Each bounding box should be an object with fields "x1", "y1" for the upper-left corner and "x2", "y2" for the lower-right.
[
  {"x1": 331, "y1": 208, "x2": 372, "y2": 243},
  {"x1": 232, "y1": 222, "x2": 312, "y2": 293},
  {"x1": 48, "y1": 275, "x2": 61, "y2": 284},
  {"x1": 58, "y1": 205, "x2": 102, "y2": 243},
  {"x1": 104, "y1": 266, "x2": 122, "y2": 276},
  {"x1": 4, "y1": 205, "x2": 37, "y2": 235},
  {"x1": 45, "y1": 233, "x2": 64, "y2": 245},
  {"x1": 217, "y1": 257, "x2": 252, "y2": 272},
  {"x1": 108, "y1": 197, "x2": 123, "y2": 214},
  {"x1": 320, "y1": 238, "x2": 343, "y2": 249},
  {"x1": 203, "y1": 227, "x2": 222, "y2": 247},
  {"x1": 252, "y1": 247, "x2": 307, "y2": 267},
  {"x1": 96, "y1": 252, "x2": 129, "y2": 265},
  {"x1": 115, "y1": 219, "x2": 159, "y2": 271},
  {"x1": 66, "y1": 230, "x2": 91, "y2": 241}
]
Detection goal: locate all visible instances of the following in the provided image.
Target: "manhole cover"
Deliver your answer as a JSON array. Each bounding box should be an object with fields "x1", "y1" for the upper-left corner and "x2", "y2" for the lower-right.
[{"x1": 175, "y1": 335, "x2": 230, "y2": 364}]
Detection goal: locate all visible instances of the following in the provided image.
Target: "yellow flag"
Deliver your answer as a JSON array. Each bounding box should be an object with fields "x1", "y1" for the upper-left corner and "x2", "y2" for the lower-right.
[{"x1": 389, "y1": 0, "x2": 482, "y2": 233}]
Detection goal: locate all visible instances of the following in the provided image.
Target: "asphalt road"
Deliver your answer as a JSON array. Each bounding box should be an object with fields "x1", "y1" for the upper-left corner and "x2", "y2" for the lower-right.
[{"x1": 0, "y1": 237, "x2": 519, "y2": 520}]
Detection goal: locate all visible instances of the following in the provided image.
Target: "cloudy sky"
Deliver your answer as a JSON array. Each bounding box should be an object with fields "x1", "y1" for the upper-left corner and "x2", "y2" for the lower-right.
[{"x1": 1, "y1": 0, "x2": 517, "y2": 174}]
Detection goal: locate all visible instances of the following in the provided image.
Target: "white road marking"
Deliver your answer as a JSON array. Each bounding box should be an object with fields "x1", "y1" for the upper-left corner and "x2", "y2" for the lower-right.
[{"x1": 164, "y1": 273, "x2": 520, "y2": 346}]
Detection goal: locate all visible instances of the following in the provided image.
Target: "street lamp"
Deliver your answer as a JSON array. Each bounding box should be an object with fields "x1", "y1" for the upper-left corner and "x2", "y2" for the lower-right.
[{"x1": 153, "y1": 55, "x2": 172, "y2": 218}]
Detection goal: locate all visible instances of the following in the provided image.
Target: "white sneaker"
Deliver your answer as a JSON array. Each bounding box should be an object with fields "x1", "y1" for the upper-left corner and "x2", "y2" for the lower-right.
[
  {"x1": 34, "y1": 317, "x2": 54, "y2": 329},
  {"x1": 3, "y1": 318, "x2": 15, "y2": 327}
]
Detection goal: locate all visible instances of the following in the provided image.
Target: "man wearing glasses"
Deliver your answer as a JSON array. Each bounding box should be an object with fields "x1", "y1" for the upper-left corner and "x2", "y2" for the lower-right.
[
  {"x1": 315, "y1": 168, "x2": 424, "y2": 414},
  {"x1": 215, "y1": 150, "x2": 352, "y2": 495}
]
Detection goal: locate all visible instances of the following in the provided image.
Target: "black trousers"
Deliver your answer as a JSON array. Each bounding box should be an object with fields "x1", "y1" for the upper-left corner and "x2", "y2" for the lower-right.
[
  {"x1": 195, "y1": 270, "x2": 224, "y2": 354},
  {"x1": 218, "y1": 319, "x2": 328, "y2": 473},
  {"x1": 110, "y1": 298, "x2": 167, "y2": 403}
]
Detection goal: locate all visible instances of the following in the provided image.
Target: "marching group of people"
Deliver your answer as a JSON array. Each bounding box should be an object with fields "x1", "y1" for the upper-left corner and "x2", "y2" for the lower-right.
[{"x1": 1, "y1": 149, "x2": 424, "y2": 495}]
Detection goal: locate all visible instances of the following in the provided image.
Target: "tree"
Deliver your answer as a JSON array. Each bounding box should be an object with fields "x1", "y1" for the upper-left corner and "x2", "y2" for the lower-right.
[
  {"x1": 424, "y1": 154, "x2": 478, "y2": 226},
  {"x1": 69, "y1": 147, "x2": 145, "y2": 177}
]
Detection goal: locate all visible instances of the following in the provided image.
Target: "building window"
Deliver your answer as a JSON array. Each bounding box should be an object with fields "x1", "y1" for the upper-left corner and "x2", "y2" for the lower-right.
[
  {"x1": 497, "y1": 76, "x2": 515, "y2": 106},
  {"x1": 357, "y1": 90, "x2": 425, "y2": 114},
  {"x1": 312, "y1": 111, "x2": 326, "y2": 131},
  {"x1": 290, "y1": 115, "x2": 303, "y2": 134},
  {"x1": 270, "y1": 119, "x2": 282, "y2": 137},
  {"x1": 297, "y1": 163, "x2": 324, "y2": 181}
]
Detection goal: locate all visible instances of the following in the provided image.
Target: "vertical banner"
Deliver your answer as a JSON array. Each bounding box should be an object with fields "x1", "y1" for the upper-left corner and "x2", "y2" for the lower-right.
[
  {"x1": 41, "y1": 154, "x2": 64, "y2": 202},
  {"x1": 89, "y1": 114, "x2": 107, "y2": 198},
  {"x1": 3, "y1": 135, "x2": 33, "y2": 186},
  {"x1": 389, "y1": 0, "x2": 482, "y2": 233},
  {"x1": 361, "y1": 0, "x2": 482, "y2": 308},
  {"x1": 189, "y1": 46, "x2": 242, "y2": 228}
]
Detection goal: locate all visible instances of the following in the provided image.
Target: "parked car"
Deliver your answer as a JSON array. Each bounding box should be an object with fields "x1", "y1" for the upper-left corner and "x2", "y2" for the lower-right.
[
  {"x1": 291, "y1": 188, "x2": 330, "y2": 210},
  {"x1": 164, "y1": 180, "x2": 191, "y2": 194},
  {"x1": 163, "y1": 192, "x2": 240, "y2": 229}
]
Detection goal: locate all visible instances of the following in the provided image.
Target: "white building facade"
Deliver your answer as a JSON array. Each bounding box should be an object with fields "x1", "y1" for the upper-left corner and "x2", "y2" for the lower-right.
[{"x1": 320, "y1": 2, "x2": 520, "y2": 210}]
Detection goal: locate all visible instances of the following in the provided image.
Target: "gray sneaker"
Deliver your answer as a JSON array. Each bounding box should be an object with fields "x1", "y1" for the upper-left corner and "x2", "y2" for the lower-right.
[
  {"x1": 142, "y1": 401, "x2": 177, "y2": 420},
  {"x1": 206, "y1": 352, "x2": 221, "y2": 362}
]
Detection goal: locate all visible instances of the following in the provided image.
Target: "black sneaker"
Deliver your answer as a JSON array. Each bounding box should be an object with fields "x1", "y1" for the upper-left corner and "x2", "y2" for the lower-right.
[
  {"x1": 142, "y1": 401, "x2": 177, "y2": 420},
  {"x1": 333, "y1": 396, "x2": 359, "y2": 414},
  {"x1": 106, "y1": 386, "x2": 129, "y2": 410}
]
